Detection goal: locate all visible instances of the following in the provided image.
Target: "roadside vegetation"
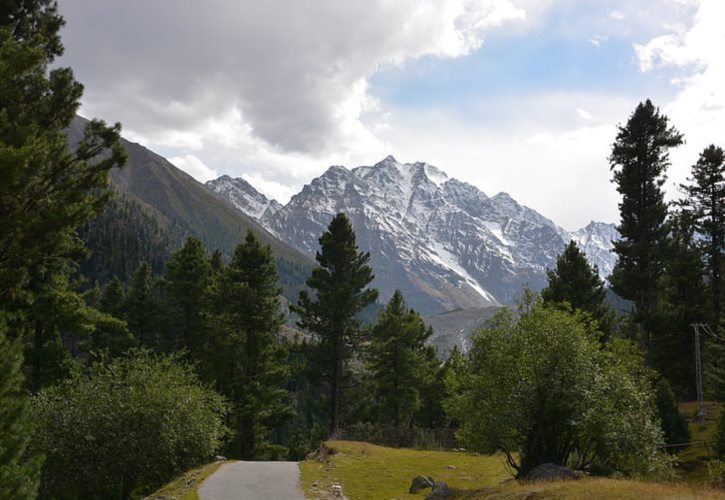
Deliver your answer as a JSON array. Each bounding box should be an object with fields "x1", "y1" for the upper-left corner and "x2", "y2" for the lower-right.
[{"x1": 300, "y1": 440, "x2": 725, "y2": 499}]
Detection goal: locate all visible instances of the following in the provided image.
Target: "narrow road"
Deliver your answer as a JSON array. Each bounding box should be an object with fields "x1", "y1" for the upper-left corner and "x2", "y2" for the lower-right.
[{"x1": 198, "y1": 461, "x2": 305, "y2": 500}]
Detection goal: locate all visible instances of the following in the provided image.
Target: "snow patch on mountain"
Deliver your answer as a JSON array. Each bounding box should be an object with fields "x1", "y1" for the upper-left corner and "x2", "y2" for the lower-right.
[{"x1": 206, "y1": 156, "x2": 618, "y2": 313}]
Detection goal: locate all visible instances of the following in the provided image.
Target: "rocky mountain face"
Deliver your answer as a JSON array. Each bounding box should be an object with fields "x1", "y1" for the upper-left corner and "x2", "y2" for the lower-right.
[
  {"x1": 208, "y1": 156, "x2": 617, "y2": 315},
  {"x1": 206, "y1": 175, "x2": 283, "y2": 223}
]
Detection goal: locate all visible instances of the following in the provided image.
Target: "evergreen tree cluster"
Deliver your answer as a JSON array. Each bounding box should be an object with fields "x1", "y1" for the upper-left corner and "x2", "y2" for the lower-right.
[{"x1": 607, "y1": 99, "x2": 724, "y2": 400}]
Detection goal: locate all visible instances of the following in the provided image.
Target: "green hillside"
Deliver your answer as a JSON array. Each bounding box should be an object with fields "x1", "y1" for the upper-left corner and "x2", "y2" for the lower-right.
[{"x1": 68, "y1": 117, "x2": 313, "y2": 299}]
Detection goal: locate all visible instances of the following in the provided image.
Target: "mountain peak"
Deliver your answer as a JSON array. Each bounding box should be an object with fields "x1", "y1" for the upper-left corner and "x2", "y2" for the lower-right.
[{"x1": 206, "y1": 175, "x2": 282, "y2": 222}]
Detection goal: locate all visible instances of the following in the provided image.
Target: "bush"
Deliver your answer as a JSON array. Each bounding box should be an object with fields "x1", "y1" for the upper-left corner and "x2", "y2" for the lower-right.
[
  {"x1": 709, "y1": 460, "x2": 725, "y2": 489},
  {"x1": 716, "y1": 407, "x2": 725, "y2": 459},
  {"x1": 445, "y1": 292, "x2": 666, "y2": 478},
  {"x1": 30, "y1": 350, "x2": 229, "y2": 499},
  {"x1": 654, "y1": 378, "x2": 691, "y2": 451}
]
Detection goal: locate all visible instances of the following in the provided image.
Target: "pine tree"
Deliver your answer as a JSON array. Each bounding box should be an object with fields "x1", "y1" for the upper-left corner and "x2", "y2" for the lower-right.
[
  {"x1": 209, "y1": 248, "x2": 224, "y2": 274},
  {"x1": 656, "y1": 210, "x2": 706, "y2": 398},
  {"x1": 0, "y1": 1, "x2": 126, "y2": 306},
  {"x1": 215, "y1": 231, "x2": 290, "y2": 459},
  {"x1": 608, "y1": 99, "x2": 683, "y2": 363},
  {"x1": 164, "y1": 236, "x2": 211, "y2": 354},
  {"x1": 679, "y1": 144, "x2": 725, "y2": 328},
  {"x1": 125, "y1": 262, "x2": 166, "y2": 348},
  {"x1": 98, "y1": 277, "x2": 126, "y2": 319},
  {"x1": 0, "y1": 319, "x2": 41, "y2": 499},
  {"x1": 368, "y1": 290, "x2": 432, "y2": 442},
  {"x1": 541, "y1": 241, "x2": 615, "y2": 339},
  {"x1": 293, "y1": 213, "x2": 378, "y2": 435}
]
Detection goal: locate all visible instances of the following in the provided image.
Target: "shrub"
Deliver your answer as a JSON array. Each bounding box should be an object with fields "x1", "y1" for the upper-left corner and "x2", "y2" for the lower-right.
[
  {"x1": 31, "y1": 350, "x2": 228, "y2": 499},
  {"x1": 446, "y1": 292, "x2": 666, "y2": 478},
  {"x1": 715, "y1": 407, "x2": 725, "y2": 459}
]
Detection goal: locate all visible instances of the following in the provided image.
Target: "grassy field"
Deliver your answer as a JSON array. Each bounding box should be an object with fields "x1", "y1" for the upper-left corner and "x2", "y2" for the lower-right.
[
  {"x1": 144, "y1": 461, "x2": 226, "y2": 500},
  {"x1": 300, "y1": 440, "x2": 725, "y2": 499},
  {"x1": 678, "y1": 401, "x2": 724, "y2": 481}
]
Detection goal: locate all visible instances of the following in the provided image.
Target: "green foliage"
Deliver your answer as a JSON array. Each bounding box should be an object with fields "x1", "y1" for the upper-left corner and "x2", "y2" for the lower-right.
[
  {"x1": 679, "y1": 144, "x2": 725, "y2": 327},
  {"x1": 164, "y1": 236, "x2": 211, "y2": 354},
  {"x1": 708, "y1": 460, "x2": 725, "y2": 489},
  {"x1": 124, "y1": 261, "x2": 168, "y2": 348},
  {"x1": 609, "y1": 99, "x2": 683, "y2": 362},
  {"x1": 654, "y1": 378, "x2": 691, "y2": 450},
  {"x1": 78, "y1": 193, "x2": 183, "y2": 284},
  {"x1": 0, "y1": 319, "x2": 41, "y2": 500},
  {"x1": 30, "y1": 350, "x2": 229, "y2": 500},
  {"x1": 368, "y1": 290, "x2": 434, "y2": 438},
  {"x1": 294, "y1": 213, "x2": 378, "y2": 434},
  {"x1": 655, "y1": 210, "x2": 705, "y2": 398},
  {"x1": 209, "y1": 231, "x2": 291, "y2": 460},
  {"x1": 542, "y1": 240, "x2": 615, "y2": 338},
  {"x1": 446, "y1": 292, "x2": 665, "y2": 477},
  {"x1": 715, "y1": 405, "x2": 725, "y2": 459},
  {"x1": 0, "y1": 7, "x2": 126, "y2": 306}
]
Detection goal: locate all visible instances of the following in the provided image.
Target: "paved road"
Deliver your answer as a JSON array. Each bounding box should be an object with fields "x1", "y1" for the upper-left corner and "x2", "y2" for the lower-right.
[{"x1": 198, "y1": 461, "x2": 305, "y2": 500}]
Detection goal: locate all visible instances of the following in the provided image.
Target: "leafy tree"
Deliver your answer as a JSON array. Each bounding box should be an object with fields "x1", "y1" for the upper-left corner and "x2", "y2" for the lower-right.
[
  {"x1": 609, "y1": 99, "x2": 683, "y2": 363},
  {"x1": 679, "y1": 144, "x2": 725, "y2": 327},
  {"x1": 294, "y1": 213, "x2": 378, "y2": 435},
  {"x1": 446, "y1": 292, "x2": 665, "y2": 477},
  {"x1": 542, "y1": 240, "x2": 615, "y2": 338},
  {"x1": 368, "y1": 290, "x2": 433, "y2": 440},
  {"x1": 0, "y1": 319, "x2": 41, "y2": 500},
  {"x1": 213, "y1": 231, "x2": 290, "y2": 459},
  {"x1": 30, "y1": 350, "x2": 228, "y2": 500},
  {"x1": 164, "y1": 236, "x2": 211, "y2": 354}
]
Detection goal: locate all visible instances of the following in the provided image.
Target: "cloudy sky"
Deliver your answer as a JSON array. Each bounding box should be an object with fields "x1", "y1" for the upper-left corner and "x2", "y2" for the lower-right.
[{"x1": 57, "y1": 0, "x2": 723, "y2": 230}]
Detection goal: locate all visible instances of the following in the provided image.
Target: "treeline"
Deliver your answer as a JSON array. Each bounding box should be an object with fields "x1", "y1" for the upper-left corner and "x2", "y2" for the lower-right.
[{"x1": 605, "y1": 101, "x2": 724, "y2": 401}]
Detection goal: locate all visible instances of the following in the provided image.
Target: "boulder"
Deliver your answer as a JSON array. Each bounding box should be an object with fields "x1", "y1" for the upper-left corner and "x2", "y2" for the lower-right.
[
  {"x1": 424, "y1": 481, "x2": 454, "y2": 499},
  {"x1": 409, "y1": 475, "x2": 435, "y2": 494},
  {"x1": 525, "y1": 463, "x2": 581, "y2": 482}
]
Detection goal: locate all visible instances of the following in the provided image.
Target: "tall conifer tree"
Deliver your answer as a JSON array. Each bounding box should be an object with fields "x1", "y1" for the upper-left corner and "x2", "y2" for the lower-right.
[
  {"x1": 542, "y1": 241, "x2": 615, "y2": 338},
  {"x1": 608, "y1": 99, "x2": 683, "y2": 363},
  {"x1": 216, "y1": 231, "x2": 290, "y2": 459},
  {"x1": 679, "y1": 144, "x2": 725, "y2": 327},
  {"x1": 368, "y1": 290, "x2": 432, "y2": 441},
  {"x1": 294, "y1": 213, "x2": 378, "y2": 435},
  {"x1": 164, "y1": 236, "x2": 211, "y2": 354}
]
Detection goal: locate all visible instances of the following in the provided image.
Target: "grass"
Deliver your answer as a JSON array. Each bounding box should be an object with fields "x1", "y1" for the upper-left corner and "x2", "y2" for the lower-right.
[
  {"x1": 677, "y1": 401, "x2": 724, "y2": 481},
  {"x1": 300, "y1": 440, "x2": 725, "y2": 499},
  {"x1": 144, "y1": 461, "x2": 227, "y2": 500}
]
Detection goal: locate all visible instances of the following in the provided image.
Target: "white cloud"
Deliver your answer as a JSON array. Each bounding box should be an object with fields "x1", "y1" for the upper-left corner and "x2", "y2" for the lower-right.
[
  {"x1": 609, "y1": 10, "x2": 625, "y2": 20},
  {"x1": 168, "y1": 155, "x2": 218, "y2": 183},
  {"x1": 241, "y1": 173, "x2": 298, "y2": 205},
  {"x1": 587, "y1": 34, "x2": 608, "y2": 47},
  {"x1": 576, "y1": 107, "x2": 595, "y2": 121},
  {"x1": 634, "y1": 0, "x2": 725, "y2": 196},
  {"x1": 60, "y1": 0, "x2": 525, "y2": 159}
]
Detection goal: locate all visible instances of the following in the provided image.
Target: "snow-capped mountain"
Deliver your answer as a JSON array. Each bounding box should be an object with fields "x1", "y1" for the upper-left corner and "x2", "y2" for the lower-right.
[
  {"x1": 206, "y1": 175, "x2": 283, "y2": 223},
  {"x1": 208, "y1": 156, "x2": 617, "y2": 314},
  {"x1": 570, "y1": 221, "x2": 618, "y2": 278}
]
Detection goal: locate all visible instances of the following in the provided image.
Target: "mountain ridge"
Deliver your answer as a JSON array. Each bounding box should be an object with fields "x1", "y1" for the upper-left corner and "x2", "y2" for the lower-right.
[{"x1": 207, "y1": 155, "x2": 617, "y2": 314}]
